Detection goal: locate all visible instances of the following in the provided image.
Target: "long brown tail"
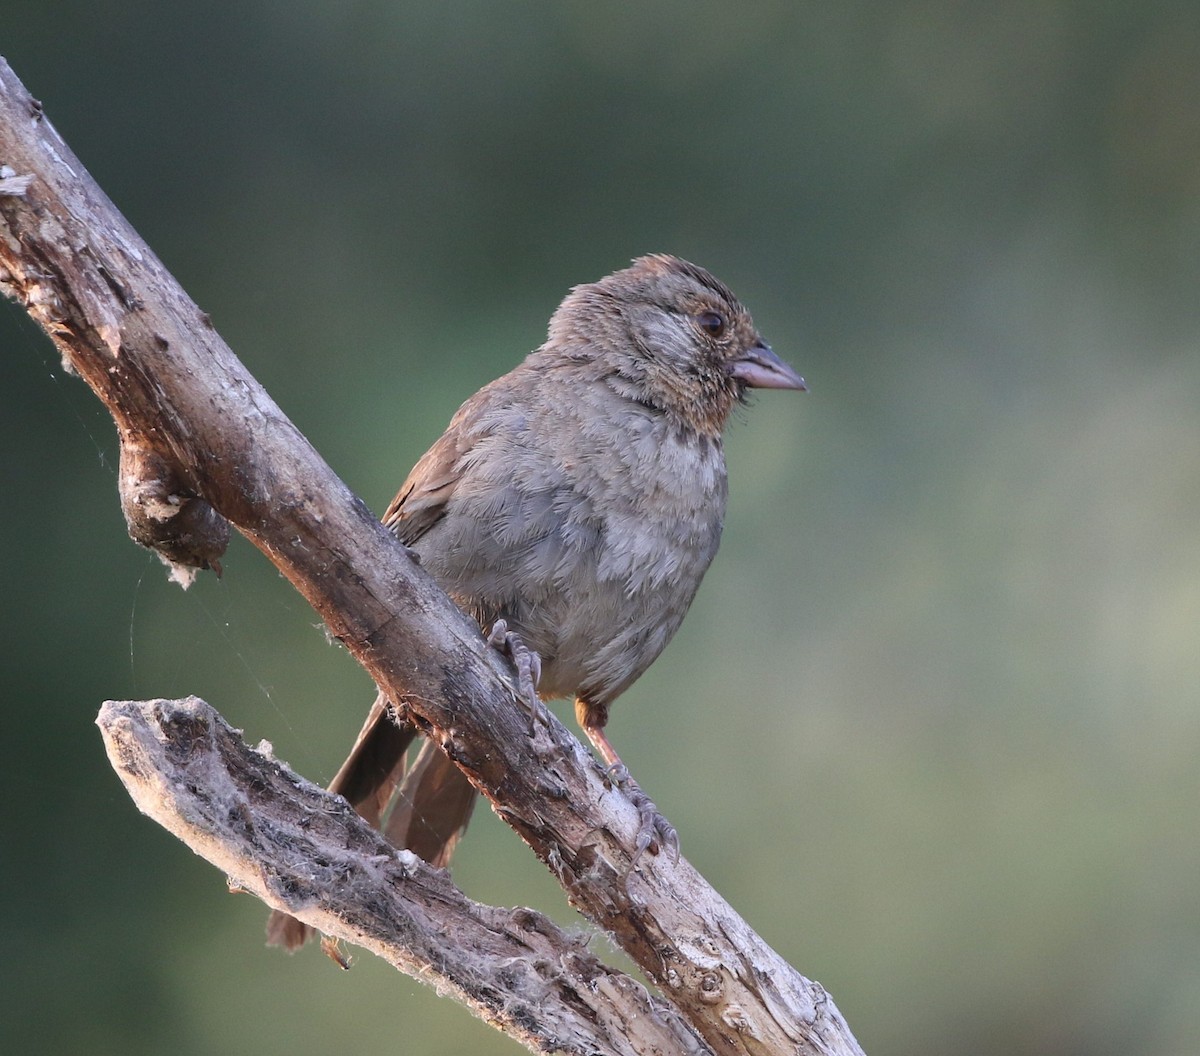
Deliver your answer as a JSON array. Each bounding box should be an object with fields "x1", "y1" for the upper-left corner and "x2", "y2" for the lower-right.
[{"x1": 265, "y1": 694, "x2": 477, "y2": 949}]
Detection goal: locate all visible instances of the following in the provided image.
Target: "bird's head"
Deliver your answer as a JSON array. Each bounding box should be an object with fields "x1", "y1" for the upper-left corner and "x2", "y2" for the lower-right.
[{"x1": 548, "y1": 254, "x2": 805, "y2": 437}]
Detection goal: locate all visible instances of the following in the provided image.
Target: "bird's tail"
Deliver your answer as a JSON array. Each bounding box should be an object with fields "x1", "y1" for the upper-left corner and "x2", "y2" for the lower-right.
[{"x1": 265, "y1": 693, "x2": 477, "y2": 950}]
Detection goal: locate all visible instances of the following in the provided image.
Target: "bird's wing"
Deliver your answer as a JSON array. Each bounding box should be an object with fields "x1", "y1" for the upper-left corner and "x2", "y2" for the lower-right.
[{"x1": 381, "y1": 381, "x2": 506, "y2": 547}]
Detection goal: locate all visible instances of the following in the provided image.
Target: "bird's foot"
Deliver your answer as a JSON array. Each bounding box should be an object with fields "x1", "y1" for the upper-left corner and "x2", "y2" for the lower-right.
[
  {"x1": 604, "y1": 763, "x2": 679, "y2": 867},
  {"x1": 580, "y1": 714, "x2": 680, "y2": 866},
  {"x1": 487, "y1": 619, "x2": 543, "y2": 730}
]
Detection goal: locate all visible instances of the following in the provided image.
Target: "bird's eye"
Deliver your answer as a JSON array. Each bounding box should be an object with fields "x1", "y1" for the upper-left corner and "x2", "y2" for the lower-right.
[{"x1": 696, "y1": 310, "x2": 726, "y2": 337}]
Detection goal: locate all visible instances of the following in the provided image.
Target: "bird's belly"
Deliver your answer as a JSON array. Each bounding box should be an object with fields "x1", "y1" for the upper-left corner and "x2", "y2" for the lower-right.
[{"x1": 523, "y1": 528, "x2": 717, "y2": 704}]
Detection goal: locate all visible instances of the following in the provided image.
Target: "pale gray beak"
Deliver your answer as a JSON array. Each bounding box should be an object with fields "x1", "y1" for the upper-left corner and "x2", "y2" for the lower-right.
[{"x1": 730, "y1": 339, "x2": 806, "y2": 391}]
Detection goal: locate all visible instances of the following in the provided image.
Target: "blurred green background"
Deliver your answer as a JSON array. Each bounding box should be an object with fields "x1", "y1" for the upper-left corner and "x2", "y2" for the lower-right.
[{"x1": 4, "y1": 3, "x2": 1200, "y2": 1054}]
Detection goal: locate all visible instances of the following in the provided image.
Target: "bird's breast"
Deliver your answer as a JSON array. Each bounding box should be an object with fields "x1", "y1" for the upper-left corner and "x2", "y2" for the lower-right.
[
  {"x1": 419, "y1": 403, "x2": 729, "y2": 705},
  {"x1": 528, "y1": 423, "x2": 728, "y2": 702}
]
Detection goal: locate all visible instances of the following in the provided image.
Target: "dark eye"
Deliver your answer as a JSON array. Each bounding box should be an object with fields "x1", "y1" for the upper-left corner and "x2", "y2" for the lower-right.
[{"x1": 696, "y1": 310, "x2": 726, "y2": 337}]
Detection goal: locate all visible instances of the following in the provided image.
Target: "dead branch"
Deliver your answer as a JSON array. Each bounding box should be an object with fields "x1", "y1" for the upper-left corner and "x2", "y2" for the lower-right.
[
  {"x1": 0, "y1": 56, "x2": 863, "y2": 1056},
  {"x1": 98, "y1": 696, "x2": 710, "y2": 1056}
]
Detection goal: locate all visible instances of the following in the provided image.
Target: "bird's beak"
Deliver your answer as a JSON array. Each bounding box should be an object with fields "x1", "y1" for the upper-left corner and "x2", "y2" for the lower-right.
[{"x1": 730, "y1": 340, "x2": 807, "y2": 391}]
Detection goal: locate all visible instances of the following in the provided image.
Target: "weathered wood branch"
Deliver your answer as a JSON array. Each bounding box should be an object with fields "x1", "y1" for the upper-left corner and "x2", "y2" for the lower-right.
[
  {"x1": 0, "y1": 55, "x2": 863, "y2": 1056},
  {"x1": 98, "y1": 696, "x2": 709, "y2": 1056}
]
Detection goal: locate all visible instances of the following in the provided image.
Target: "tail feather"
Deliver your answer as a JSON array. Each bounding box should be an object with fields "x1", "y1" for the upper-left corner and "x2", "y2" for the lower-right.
[
  {"x1": 383, "y1": 739, "x2": 477, "y2": 868},
  {"x1": 268, "y1": 693, "x2": 477, "y2": 950},
  {"x1": 326, "y1": 694, "x2": 414, "y2": 827}
]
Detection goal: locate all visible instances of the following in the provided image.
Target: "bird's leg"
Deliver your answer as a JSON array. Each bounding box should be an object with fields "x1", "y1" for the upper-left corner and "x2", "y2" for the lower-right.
[
  {"x1": 487, "y1": 619, "x2": 543, "y2": 730},
  {"x1": 575, "y1": 698, "x2": 679, "y2": 865}
]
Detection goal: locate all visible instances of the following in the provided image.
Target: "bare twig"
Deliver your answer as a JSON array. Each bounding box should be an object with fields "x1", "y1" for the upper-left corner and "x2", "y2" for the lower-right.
[{"x1": 0, "y1": 56, "x2": 863, "y2": 1056}]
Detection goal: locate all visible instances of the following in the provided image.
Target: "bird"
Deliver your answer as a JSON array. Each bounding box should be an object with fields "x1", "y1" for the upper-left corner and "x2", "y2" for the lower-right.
[{"x1": 267, "y1": 254, "x2": 805, "y2": 949}]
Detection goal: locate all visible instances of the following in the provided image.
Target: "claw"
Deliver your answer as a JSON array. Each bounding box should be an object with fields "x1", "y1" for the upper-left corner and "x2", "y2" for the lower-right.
[
  {"x1": 579, "y1": 716, "x2": 680, "y2": 865},
  {"x1": 627, "y1": 784, "x2": 679, "y2": 867},
  {"x1": 488, "y1": 619, "x2": 543, "y2": 730},
  {"x1": 603, "y1": 763, "x2": 679, "y2": 867},
  {"x1": 633, "y1": 828, "x2": 655, "y2": 862},
  {"x1": 603, "y1": 762, "x2": 630, "y2": 786},
  {"x1": 525, "y1": 650, "x2": 543, "y2": 701},
  {"x1": 485, "y1": 618, "x2": 509, "y2": 649}
]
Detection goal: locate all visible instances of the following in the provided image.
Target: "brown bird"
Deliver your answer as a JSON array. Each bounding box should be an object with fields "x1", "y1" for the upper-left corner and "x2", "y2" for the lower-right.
[{"x1": 267, "y1": 254, "x2": 804, "y2": 949}]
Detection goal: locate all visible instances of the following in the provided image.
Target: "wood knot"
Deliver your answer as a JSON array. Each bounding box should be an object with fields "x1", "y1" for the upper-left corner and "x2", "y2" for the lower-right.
[
  {"x1": 119, "y1": 438, "x2": 229, "y2": 585},
  {"x1": 698, "y1": 971, "x2": 724, "y2": 1004}
]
